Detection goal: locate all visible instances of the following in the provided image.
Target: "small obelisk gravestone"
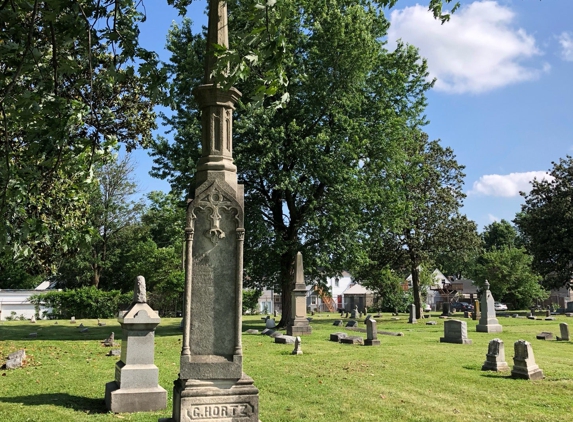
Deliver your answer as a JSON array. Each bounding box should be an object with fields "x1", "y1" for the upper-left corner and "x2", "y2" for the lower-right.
[
  {"x1": 476, "y1": 281, "x2": 502, "y2": 333},
  {"x1": 481, "y1": 338, "x2": 509, "y2": 371},
  {"x1": 286, "y1": 252, "x2": 312, "y2": 336},
  {"x1": 105, "y1": 276, "x2": 166, "y2": 413},
  {"x1": 162, "y1": 2, "x2": 259, "y2": 421},
  {"x1": 408, "y1": 304, "x2": 417, "y2": 324}
]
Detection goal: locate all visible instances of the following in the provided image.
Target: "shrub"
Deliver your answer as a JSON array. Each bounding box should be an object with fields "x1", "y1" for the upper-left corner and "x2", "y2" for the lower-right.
[{"x1": 30, "y1": 287, "x2": 132, "y2": 319}]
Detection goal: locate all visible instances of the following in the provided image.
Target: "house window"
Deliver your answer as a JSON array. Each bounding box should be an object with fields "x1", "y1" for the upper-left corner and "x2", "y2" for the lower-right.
[
  {"x1": 335, "y1": 278, "x2": 339, "y2": 287},
  {"x1": 311, "y1": 296, "x2": 317, "y2": 305}
]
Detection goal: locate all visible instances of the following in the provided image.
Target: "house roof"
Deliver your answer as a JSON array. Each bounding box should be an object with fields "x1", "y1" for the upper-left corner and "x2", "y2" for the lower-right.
[{"x1": 343, "y1": 283, "x2": 374, "y2": 295}]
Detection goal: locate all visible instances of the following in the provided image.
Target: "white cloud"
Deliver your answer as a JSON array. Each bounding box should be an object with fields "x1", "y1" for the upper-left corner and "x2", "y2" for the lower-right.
[
  {"x1": 487, "y1": 213, "x2": 500, "y2": 222},
  {"x1": 388, "y1": 1, "x2": 547, "y2": 94},
  {"x1": 558, "y1": 32, "x2": 573, "y2": 61},
  {"x1": 468, "y1": 171, "x2": 553, "y2": 197}
]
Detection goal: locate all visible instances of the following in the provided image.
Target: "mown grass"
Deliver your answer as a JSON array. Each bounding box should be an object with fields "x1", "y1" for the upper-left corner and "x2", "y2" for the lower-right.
[{"x1": 1, "y1": 313, "x2": 573, "y2": 421}]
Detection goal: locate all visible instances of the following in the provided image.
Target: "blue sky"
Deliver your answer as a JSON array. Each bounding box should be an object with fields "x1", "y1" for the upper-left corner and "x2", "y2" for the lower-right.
[{"x1": 133, "y1": 0, "x2": 573, "y2": 231}]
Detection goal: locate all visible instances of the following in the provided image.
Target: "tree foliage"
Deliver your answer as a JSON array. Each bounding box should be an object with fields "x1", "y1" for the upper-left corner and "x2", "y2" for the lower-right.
[
  {"x1": 515, "y1": 157, "x2": 573, "y2": 290},
  {"x1": 0, "y1": 0, "x2": 163, "y2": 268},
  {"x1": 482, "y1": 219, "x2": 518, "y2": 251},
  {"x1": 471, "y1": 246, "x2": 547, "y2": 309},
  {"x1": 364, "y1": 132, "x2": 479, "y2": 318},
  {"x1": 151, "y1": 1, "x2": 438, "y2": 326}
]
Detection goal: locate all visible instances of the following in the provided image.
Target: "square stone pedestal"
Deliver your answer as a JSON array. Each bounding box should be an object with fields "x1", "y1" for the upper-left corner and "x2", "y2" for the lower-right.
[
  {"x1": 164, "y1": 375, "x2": 259, "y2": 422},
  {"x1": 106, "y1": 381, "x2": 167, "y2": 413}
]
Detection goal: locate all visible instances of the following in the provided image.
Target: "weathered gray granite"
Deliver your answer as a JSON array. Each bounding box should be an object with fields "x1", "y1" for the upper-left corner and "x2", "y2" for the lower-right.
[
  {"x1": 292, "y1": 337, "x2": 303, "y2": 355},
  {"x1": 482, "y1": 338, "x2": 509, "y2": 371},
  {"x1": 265, "y1": 318, "x2": 276, "y2": 329},
  {"x1": 426, "y1": 321, "x2": 437, "y2": 325},
  {"x1": 340, "y1": 336, "x2": 363, "y2": 345},
  {"x1": 558, "y1": 323, "x2": 569, "y2": 341},
  {"x1": 536, "y1": 332, "x2": 553, "y2": 340},
  {"x1": 107, "y1": 349, "x2": 121, "y2": 357},
  {"x1": 408, "y1": 304, "x2": 417, "y2": 324},
  {"x1": 5, "y1": 349, "x2": 26, "y2": 369},
  {"x1": 162, "y1": 4, "x2": 259, "y2": 419},
  {"x1": 511, "y1": 340, "x2": 544, "y2": 380},
  {"x1": 440, "y1": 319, "x2": 472, "y2": 344},
  {"x1": 345, "y1": 320, "x2": 357, "y2": 328},
  {"x1": 333, "y1": 320, "x2": 342, "y2": 326},
  {"x1": 102, "y1": 332, "x2": 115, "y2": 347},
  {"x1": 274, "y1": 335, "x2": 296, "y2": 344},
  {"x1": 476, "y1": 281, "x2": 502, "y2": 333},
  {"x1": 244, "y1": 329, "x2": 259, "y2": 334},
  {"x1": 286, "y1": 252, "x2": 312, "y2": 336},
  {"x1": 134, "y1": 275, "x2": 147, "y2": 303},
  {"x1": 330, "y1": 332, "x2": 348, "y2": 342},
  {"x1": 364, "y1": 318, "x2": 380, "y2": 346},
  {"x1": 105, "y1": 277, "x2": 166, "y2": 413}
]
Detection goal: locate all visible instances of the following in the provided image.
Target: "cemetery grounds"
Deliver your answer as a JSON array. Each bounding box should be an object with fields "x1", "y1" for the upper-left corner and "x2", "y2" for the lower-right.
[{"x1": 1, "y1": 314, "x2": 573, "y2": 421}]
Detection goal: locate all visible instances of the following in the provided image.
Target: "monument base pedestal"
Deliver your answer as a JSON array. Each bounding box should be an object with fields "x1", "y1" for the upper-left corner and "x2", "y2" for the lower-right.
[
  {"x1": 164, "y1": 374, "x2": 259, "y2": 422},
  {"x1": 105, "y1": 381, "x2": 167, "y2": 413},
  {"x1": 476, "y1": 324, "x2": 503, "y2": 333},
  {"x1": 511, "y1": 367, "x2": 544, "y2": 380},
  {"x1": 364, "y1": 339, "x2": 380, "y2": 346},
  {"x1": 481, "y1": 361, "x2": 509, "y2": 371},
  {"x1": 286, "y1": 317, "x2": 312, "y2": 336}
]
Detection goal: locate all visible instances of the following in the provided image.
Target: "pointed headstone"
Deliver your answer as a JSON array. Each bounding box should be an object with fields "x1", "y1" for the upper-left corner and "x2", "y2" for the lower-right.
[
  {"x1": 102, "y1": 332, "x2": 115, "y2": 347},
  {"x1": 286, "y1": 252, "x2": 312, "y2": 336},
  {"x1": 476, "y1": 281, "x2": 502, "y2": 333}
]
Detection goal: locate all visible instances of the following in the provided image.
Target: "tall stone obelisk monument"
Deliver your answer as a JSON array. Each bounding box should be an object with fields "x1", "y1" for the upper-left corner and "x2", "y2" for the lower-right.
[{"x1": 165, "y1": 2, "x2": 260, "y2": 421}]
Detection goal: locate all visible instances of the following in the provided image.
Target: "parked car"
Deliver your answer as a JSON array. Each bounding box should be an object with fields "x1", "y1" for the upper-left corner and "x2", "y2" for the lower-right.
[
  {"x1": 494, "y1": 302, "x2": 508, "y2": 311},
  {"x1": 450, "y1": 301, "x2": 474, "y2": 312}
]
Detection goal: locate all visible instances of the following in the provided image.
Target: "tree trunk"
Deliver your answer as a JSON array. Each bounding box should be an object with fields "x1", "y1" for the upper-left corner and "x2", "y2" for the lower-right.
[
  {"x1": 92, "y1": 264, "x2": 100, "y2": 288},
  {"x1": 411, "y1": 264, "x2": 422, "y2": 319},
  {"x1": 277, "y1": 251, "x2": 296, "y2": 328}
]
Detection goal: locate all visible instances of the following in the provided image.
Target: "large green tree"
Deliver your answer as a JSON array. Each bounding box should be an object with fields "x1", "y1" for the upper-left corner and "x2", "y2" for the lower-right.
[
  {"x1": 471, "y1": 246, "x2": 547, "y2": 309},
  {"x1": 364, "y1": 132, "x2": 480, "y2": 319},
  {"x1": 151, "y1": 2, "x2": 435, "y2": 326},
  {"x1": 515, "y1": 156, "x2": 573, "y2": 290},
  {"x1": 0, "y1": 0, "x2": 162, "y2": 269}
]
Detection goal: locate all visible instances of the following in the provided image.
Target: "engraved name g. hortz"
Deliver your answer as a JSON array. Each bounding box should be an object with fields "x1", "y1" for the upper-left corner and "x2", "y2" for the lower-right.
[{"x1": 195, "y1": 189, "x2": 235, "y2": 244}]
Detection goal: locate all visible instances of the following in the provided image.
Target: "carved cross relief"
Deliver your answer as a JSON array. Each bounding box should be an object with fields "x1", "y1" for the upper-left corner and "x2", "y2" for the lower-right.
[{"x1": 195, "y1": 188, "x2": 235, "y2": 244}]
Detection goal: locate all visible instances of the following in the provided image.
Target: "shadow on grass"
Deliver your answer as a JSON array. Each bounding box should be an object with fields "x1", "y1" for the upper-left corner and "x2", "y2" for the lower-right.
[
  {"x1": 0, "y1": 393, "x2": 108, "y2": 414},
  {"x1": 480, "y1": 373, "x2": 519, "y2": 380}
]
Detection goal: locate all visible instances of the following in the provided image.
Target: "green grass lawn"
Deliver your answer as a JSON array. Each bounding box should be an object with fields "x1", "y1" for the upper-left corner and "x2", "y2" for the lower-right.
[{"x1": 1, "y1": 314, "x2": 573, "y2": 421}]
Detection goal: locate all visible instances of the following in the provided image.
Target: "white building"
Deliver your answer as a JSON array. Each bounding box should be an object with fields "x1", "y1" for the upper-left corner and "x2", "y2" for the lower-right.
[
  {"x1": 0, "y1": 280, "x2": 58, "y2": 321},
  {"x1": 257, "y1": 271, "x2": 355, "y2": 314}
]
